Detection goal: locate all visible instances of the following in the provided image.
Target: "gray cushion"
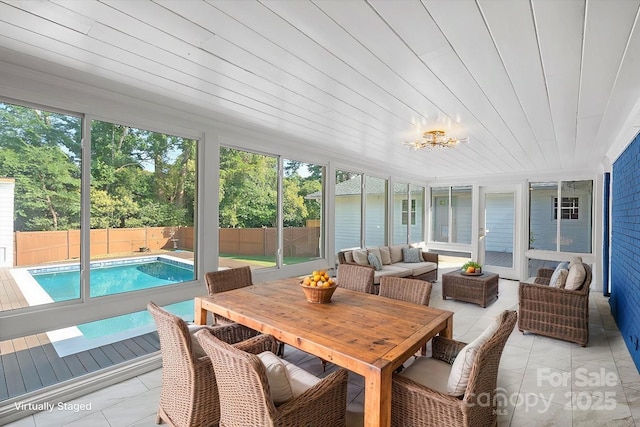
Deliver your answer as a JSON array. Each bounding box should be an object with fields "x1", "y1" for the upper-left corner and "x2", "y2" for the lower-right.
[
  {"x1": 402, "y1": 247, "x2": 422, "y2": 263},
  {"x1": 352, "y1": 249, "x2": 369, "y2": 265},
  {"x1": 367, "y1": 252, "x2": 382, "y2": 271},
  {"x1": 389, "y1": 245, "x2": 408, "y2": 263},
  {"x1": 372, "y1": 265, "x2": 412, "y2": 284},
  {"x1": 393, "y1": 261, "x2": 437, "y2": 277}
]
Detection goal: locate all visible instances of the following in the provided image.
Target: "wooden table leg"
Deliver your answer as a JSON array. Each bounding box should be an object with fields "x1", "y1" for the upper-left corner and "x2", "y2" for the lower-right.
[
  {"x1": 363, "y1": 364, "x2": 393, "y2": 427},
  {"x1": 441, "y1": 316, "x2": 453, "y2": 339},
  {"x1": 194, "y1": 297, "x2": 207, "y2": 325}
]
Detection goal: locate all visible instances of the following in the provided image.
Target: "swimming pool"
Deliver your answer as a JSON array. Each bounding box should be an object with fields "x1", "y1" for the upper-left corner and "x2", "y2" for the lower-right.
[
  {"x1": 15, "y1": 256, "x2": 196, "y2": 357},
  {"x1": 30, "y1": 257, "x2": 195, "y2": 302}
]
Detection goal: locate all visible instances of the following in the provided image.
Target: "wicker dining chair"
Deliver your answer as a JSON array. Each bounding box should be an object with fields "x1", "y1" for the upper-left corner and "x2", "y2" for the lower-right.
[
  {"x1": 379, "y1": 276, "x2": 432, "y2": 305},
  {"x1": 195, "y1": 330, "x2": 349, "y2": 427},
  {"x1": 336, "y1": 263, "x2": 375, "y2": 294},
  {"x1": 379, "y1": 276, "x2": 432, "y2": 356},
  {"x1": 205, "y1": 266, "x2": 254, "y2": 325},
  {"x1": 391, "y1": 310, "x2": 517, "y2": 427},
  {"x1": 147, "y1": 301, "x2": 277, "y2": 427}
]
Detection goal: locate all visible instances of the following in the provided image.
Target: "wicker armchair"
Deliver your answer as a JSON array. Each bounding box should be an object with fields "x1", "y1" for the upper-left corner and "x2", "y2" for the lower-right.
[
  {"x1": 391, "y1": 310, "x2": 517, "y2": 427},
  {"x1": 148, "y1": 301, "x2": 276, "y2": 427},
  {"x1": 337, "y1": 263, "x2": 375, "y2": 294},
  {"x1": 195, "y1": 330, "x2": 349, "y2": 427},
  {"x1": 518, "y1": 263, "x2": 592, "y2": 346}
]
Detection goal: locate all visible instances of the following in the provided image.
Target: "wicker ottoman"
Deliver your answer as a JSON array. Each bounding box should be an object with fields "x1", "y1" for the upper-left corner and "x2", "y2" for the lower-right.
[{"x1": 442, "y1": 271, "x2": 499, "y2": 308}]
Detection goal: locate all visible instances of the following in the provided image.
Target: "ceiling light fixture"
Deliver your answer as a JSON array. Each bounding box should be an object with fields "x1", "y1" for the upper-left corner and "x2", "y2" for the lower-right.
[{"x1": 403, "y1": 130, "x2": 468, "y2": 151}]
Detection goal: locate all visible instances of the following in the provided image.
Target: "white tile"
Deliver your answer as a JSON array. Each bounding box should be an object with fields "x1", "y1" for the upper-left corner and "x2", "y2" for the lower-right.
[{"x1": 100, "y1": 388, "x2": 159, "y2": 427}]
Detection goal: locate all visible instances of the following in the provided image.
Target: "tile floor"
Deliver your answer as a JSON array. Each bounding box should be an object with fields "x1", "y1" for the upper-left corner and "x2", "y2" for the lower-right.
[{"x1": 7, "y1": 267, "x2": 640, "y2": 426}]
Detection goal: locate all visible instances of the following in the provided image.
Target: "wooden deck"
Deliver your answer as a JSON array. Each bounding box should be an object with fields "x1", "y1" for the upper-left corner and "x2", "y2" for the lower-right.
[{"x1": 0, "y1": 332, "x2": 160, "y2": 401}]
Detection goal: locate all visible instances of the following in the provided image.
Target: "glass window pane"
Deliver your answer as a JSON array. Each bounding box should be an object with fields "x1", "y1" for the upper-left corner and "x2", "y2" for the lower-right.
[
  {"x1": 335, "y1": 170, "x2": 362, "y2": 251},
  {"x1": 410, "y1": 185, "x2": 424, "y2": 242},
  {"x1": 283, "y1": 160, "x2": 324, "y2": 265},
  {"x1": 485, "y1": 192, "x2": 514, "y2": 268},
  {"x1": 365, "y1": 176, "x2": 387, "y2": 247},
  {"x1": 529, "y1": 182, "x2": 558, "y2": 250},
  {"x1": 219, "y1": 148, "x2": 277, "y2": 269},
  {"x1": 393, "y1": 183, "x2": 409, "y2": 244},
  {"x1": 0, "y1": 102, "x2": 82, "y2": 310},
  {"x1": 430, "y1": 187, "x2": 449, "y2": 243},
  {"x1": 559, "y1": 180, "x2": 592, "y2": 253},
  {"x1": 90, "y1": 121, "x2": 197, "y2": 295},
  {"x1": 451, "y1": 186, "x2": 472, "y2": 244}
]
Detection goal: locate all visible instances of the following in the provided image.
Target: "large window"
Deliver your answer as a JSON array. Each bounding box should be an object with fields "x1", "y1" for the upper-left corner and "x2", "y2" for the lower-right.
[
  {"x1": 529, "y1": 180, "x2": 592, "y2": 253},
  {"x1": 365, "y1": 176, "x2": 387, "y2": 247},
  {"x1": 430, "y1": 185, "x2": 472, "y2": 244},
  {"x1": 219, "y1": 149, "x2": 325, "y2": 268},
  {"x1": 283, "y1": 159, "x2": 324, "y2": 265}
]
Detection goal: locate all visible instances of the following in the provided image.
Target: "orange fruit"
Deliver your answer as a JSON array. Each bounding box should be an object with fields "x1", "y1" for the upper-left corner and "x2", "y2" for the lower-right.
[{"x1": 466, "y1": 266, "x2": 475, "y2": 273}]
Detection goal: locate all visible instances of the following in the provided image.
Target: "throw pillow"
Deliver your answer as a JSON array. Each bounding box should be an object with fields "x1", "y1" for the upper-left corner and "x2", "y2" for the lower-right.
[
  {"x1": 447, "y1": 315, "x2": 501, "y2": 396},
  {"x1": 187, "y1": 324, "x2": 210, "y2": 358},
  {"x1": 565, "y1": 263, "x2": 586, "y2": 290},
  {"x1": 378, "y1": 246, "x2": 392, "y2": 265},
  {"x1": 257, "y1": 351, "x2": 294, "y2": 405},
  {"x1": 352, "y1": 249, "x2": 369, "y2": 265},
  {"x1": 549, "y1": 262, "x2": 569, "y2": 288},
  {"x1": 344, "y1": 251, "x2": 354, "y2": 263},
  {"x1": 402, "y1": 247, "x2": 422, "y2": 263},
  {"x1": 367, "y1": 253, "x2": 382, "y2": 271},
  {"x1": 550, "y1": 269, "x2": 569, "y2": 288},
  {"x1": 367, "y1": 247, "x2": 382, "y2": 263},
  {"x1": 569, "y1": 256, "x2": 583, "y2": 269}
]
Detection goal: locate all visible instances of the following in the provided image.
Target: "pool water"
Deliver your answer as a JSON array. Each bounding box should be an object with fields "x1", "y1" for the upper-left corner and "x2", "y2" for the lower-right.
[
  {"x1": 27, "y1": 257, "x2": 196, "y2": 355},
  {"x1": 33, "y1": 260, "x2": 194, "y2": 302}
]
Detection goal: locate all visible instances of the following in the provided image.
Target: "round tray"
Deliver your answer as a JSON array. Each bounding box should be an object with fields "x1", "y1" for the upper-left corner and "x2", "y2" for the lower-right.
[{"x1": 460, "y1": 271, "x2": 484, "y2": 276}]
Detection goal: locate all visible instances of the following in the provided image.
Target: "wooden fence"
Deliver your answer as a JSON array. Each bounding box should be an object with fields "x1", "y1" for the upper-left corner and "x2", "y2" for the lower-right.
[
  {"x1": 14, "y1": 227, "x2": 194, "y2": 266},
  {"x1": 13, "y1": 226, "x2": 318, "y2": 266}
]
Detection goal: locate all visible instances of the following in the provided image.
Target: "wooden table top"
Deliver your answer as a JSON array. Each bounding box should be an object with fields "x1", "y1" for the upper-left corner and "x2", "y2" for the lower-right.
[{"x1": 195, "y1": 277, "x2": 454, "y2": 375}]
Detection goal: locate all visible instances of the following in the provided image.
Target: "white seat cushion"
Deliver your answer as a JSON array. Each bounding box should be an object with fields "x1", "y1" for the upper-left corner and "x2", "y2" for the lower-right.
[
  {"x1": 257, "y1": 351, "x2": 321, "y2": 404},
  {"x1": 280, "y1": 358, "x2": 321, "y2": 397},
  {"x1": 187, "y1": 324, "x2": 214, "y2": 358},
  {"x1": 399, "y1": 357, "x2": 451, "y2": 394},
  {"x1": 373, "y1": 265, "x2": 412, "y2": 284},
  {"x1": 393, "y1": 261, "x2": 437, "y2": 277}
]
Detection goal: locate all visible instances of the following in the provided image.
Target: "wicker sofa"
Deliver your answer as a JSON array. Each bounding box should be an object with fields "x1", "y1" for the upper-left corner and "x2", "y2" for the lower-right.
[
  {"x1": 337, "y1": 244, "x2": 438, "y2": 286},
  {"x1": 518, "y1": 262, "x2": 592, "y2": 346}
]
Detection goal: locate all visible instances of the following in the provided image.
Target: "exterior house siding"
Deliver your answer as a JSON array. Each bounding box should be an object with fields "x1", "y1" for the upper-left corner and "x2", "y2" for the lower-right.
[
  {"x1": 485, "y1": 193, "x2": 513, "y2": 252},
  {"x1": 611, "y1": 132, "x2": 640, "y2": 372}
]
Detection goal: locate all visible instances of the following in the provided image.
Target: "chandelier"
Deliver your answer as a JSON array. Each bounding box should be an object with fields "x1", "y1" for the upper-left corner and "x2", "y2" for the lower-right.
[{"x1": 403, "y1": 130, "x2": 468, "y2": 150}]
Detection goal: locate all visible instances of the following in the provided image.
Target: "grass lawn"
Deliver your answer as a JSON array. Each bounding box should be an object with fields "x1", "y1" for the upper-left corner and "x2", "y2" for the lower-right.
[{"x1": 219, "y1": 253, "x2": 316, "y2": 267}]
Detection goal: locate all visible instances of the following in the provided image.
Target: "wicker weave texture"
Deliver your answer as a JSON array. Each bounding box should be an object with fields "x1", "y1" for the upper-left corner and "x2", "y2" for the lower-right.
[
  {"x1": 196, "y1": 331, "x2": 348, "y2": 427},
  {"x1": 337, "y1": 250, "x2": 439, "y2": 282},
  {"x1": 442, "y1": 272, "x2": 499, "y2": 308},
  {"x1": 148, "y1": 301, "x2": 274, "y2": 427},
  {"x1": 379, "y1": 276, "x2": 432, "y2": 305},
  {"x1": 337, "y1": 264, "x2": 375, "y2": 294},
  {"x1": 518, "y1": 263, "x2": 592, "y2": 346},
  {"x1": 391, "y1": 310, "x2": 517, "y2": 427}
]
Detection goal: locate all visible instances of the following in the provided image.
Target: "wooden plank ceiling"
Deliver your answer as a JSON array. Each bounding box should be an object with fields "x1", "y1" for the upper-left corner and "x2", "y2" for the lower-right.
[{"x1": 0, "y1": 0, "x2": 639, "y2": 179}]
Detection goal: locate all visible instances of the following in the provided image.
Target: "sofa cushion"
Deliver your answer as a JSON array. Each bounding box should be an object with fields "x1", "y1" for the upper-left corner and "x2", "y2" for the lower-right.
[
  {"x1": 389, "y1": 245, "x2": 408, "y2": 263},
  {"x1": 565, "y1": 263, "x2": 586, "y2": 290},
  {"x1": 344, "y1": 251, "x2": 354, "y2": 263},
  {"x1": 550, "y1": 269, "x2": 569, "y2": 288},
  {"x1": 402, "y1": 247, "x2": 422, "y2": 263},
  {"x1": 393, "y1": 261, "x2": 437, "y2": 277},
  {"x1": 279, "y1": 357, "x2": 321, "y2": 398},
  {"x1": 367, "y1": 253, "x2": 382, "y2": 271},
  {"x1": 367, "y1": 247, "x2": 382, "y2": 262},
  {"x1": 372, "y1": 265, "x2": 412, "y2": 284},
  {"x1": 352, "y1": 249, "x2": 369, "y2": 265},
  {"x1": 379, "y1": 246, "x2": 392, "y2": 265}
]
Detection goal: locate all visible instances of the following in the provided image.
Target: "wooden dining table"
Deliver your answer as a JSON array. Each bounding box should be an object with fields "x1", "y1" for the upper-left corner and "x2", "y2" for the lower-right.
[{"x1": 194, "y1": 277, "x2": 454, "y2": 427}]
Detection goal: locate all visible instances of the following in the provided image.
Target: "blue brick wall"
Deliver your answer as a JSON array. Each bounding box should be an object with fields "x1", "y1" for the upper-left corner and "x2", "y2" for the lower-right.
[{"x1": 611, "y1": 132, "x2": 640, "y2": 371}]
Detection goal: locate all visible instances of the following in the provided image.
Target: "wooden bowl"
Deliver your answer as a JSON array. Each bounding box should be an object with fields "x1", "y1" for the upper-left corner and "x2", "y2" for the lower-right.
[{"x1": 300, "y1": 282, "x2": 338, "y2": 303}]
